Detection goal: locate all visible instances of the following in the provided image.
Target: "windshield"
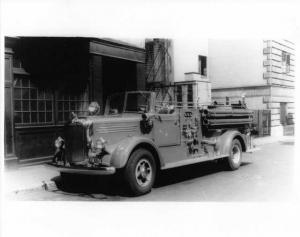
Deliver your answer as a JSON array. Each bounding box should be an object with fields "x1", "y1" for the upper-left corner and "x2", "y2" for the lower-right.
[
  {"x1": 107, "y1": 92, "x2": 125, "y2": 115},
  {"x1": 106, "y1": 92, "x2": 151, "y2": 114},
  {"x1": 125, "y1": 92, "x2": 151, "y2": 113}
]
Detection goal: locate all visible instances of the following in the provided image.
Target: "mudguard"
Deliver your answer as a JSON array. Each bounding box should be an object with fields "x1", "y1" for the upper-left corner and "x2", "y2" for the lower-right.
[
  {"x1": 215, "y1": 130, "x2": 246, "y2": 157},
  {"x1": 109, "y1": 136, "x2": 164, "y2": 169}
]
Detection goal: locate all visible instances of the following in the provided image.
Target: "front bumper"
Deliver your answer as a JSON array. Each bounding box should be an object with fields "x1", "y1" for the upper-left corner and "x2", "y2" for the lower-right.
[{"x1": 47, "y1": 163, "x2": 116, "y2": 175}]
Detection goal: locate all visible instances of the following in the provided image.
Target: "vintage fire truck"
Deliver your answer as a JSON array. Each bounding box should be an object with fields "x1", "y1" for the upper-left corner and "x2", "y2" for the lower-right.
[{"x1": 51, "y1": 91, "x2": 255, "y2": 196}]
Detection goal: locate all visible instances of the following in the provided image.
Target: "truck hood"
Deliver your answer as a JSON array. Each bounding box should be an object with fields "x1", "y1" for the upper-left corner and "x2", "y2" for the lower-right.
[
  {"x1": 85, "y1": 114, "x2": 143, "y2": 146},
  {"x1": 65, "y1": 113, "x2": 145, "y2": 164}
]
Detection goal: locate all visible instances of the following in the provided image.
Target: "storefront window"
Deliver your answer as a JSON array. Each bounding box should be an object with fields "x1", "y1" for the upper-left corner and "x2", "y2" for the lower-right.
[
  {"x1": 57, "y1": 89, "x2": 89, "y2": 123},
  {"x1": 14, "y1": 77, "x2": 53, "y2": 125},
  {"x1": 13, "y1": 77, "x2": 90, "y2": 125}
]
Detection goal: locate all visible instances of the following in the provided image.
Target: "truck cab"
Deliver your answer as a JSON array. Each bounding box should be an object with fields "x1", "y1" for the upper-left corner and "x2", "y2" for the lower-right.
[{"x1": 51, "y1": 91, "x2": 254, "y2": 196}]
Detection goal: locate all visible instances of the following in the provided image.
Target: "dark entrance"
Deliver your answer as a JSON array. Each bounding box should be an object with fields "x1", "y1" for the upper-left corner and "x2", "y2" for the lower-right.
[{"x1": 102, "y1": 56, "x2": 137, "y2": 103}]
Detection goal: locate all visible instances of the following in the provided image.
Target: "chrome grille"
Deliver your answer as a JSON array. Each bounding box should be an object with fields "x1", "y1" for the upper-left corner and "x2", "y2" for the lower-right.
[{"x1": 65, "y1": 124, "x2": 87, "y2": 163}]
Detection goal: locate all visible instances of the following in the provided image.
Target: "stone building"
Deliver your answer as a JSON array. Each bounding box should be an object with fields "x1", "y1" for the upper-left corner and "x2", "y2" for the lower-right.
[{"x1": 209, "y1": 40, "x2": 295, "y2": 136}]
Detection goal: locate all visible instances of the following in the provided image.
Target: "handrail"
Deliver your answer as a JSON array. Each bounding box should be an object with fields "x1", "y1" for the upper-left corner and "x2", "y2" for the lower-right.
[{"x1": 154, "y1": 101, "x2": 250, "y2": 110}]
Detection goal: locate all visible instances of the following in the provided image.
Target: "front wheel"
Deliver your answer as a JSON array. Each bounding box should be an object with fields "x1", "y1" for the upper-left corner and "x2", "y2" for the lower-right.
[
  {"x1": 226, "y1": 139, "x2": 242, "y2": 170},
  {"x1": 124, "y1": 149, "x2": 156, "y2": 196}
]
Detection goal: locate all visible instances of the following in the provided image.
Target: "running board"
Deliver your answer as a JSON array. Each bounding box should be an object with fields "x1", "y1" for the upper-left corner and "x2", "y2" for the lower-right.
[{"x1": 161, "y1": 155, "x2": 227, "y2": 170}]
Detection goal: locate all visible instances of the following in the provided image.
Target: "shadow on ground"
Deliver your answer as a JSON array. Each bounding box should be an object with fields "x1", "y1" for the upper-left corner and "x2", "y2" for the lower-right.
[
  {"x1": 52, "y1": 173, "x2": 128, "y2": 198},
  {"x1": 52, "y1": 160, "x2": 251, "y2": 198}
]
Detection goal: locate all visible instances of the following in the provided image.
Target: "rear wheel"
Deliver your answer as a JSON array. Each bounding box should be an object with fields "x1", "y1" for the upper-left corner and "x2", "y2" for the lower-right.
[
  {"x1": 124, "y1": 149, "x2": 156, "y2": 196},
  {"x1": 226, "y1": 139, "x2": 242, "y2": 170}
]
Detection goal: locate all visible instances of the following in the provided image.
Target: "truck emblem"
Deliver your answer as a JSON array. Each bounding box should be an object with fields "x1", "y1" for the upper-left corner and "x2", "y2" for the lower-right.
[{"x1": 184, "y1": 111, "x2": 193, "y2": 118}]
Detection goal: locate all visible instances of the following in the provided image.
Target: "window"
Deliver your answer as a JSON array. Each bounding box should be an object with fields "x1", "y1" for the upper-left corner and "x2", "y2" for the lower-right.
[
  {"x1": 107, "y1": 92, "x2": 125, "y2": 114},
  {"x1": 280, "y1": 102, "x2": 288, "y2": 125},
  {"x1": 176, "y1": 85, "x2": 182, "y2": 106},
  {"x1": 187, "y1": 84, "x2": 193, "y2": 108},
  {"x1": 14, "y1": 77, "x2": 54, "y2": 125},
  {"x1": 13, "y1": 57, "x2": 22, "y2": 69},
  {"x1": 57, "y1": 90, "x2": 89, "y2": 123},
  {"x1": 198, "y1": 55, "x2": 207, "y2": 76},
  {"x1": 282, "y1": 51, "x2": 291, "y2": 74},
  {"x1": 125, "y1": 92, "x2": 151, "y2": 113},
  {"x1": 13, "y1": 76, "x2": 89, "y2": 125}
]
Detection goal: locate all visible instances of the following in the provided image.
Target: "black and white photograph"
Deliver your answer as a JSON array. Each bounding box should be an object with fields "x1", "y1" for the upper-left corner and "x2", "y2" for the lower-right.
[
  {"x1": 3, "y1": 37, "x2": 296, "y2": 200},
  {"x1": 1, "y1": 0, "x2": 299, "y2": 237}
]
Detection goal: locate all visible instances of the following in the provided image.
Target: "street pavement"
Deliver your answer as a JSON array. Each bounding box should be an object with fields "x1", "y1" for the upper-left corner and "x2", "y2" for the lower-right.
[{"x1": 4, "y1": 137, "x2": 296, "y2": 201}]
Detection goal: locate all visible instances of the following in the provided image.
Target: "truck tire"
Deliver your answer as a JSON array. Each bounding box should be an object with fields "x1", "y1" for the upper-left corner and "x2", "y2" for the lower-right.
[
  {"x1": 226, "y1": 139, "x2": 242, "y2": 170},
  {"x1": 124, "y1": 149, "x2": 156, "y2": 196}
]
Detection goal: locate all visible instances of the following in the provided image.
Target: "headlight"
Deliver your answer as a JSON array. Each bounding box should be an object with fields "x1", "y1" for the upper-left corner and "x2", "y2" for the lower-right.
[
  {"x1": 88, "y1": 137, "x2": 107, "y2": 158},
  {"x1": 95, "y1": 137, "x2": 107, "y2": 149},
  {"x1": 91, "y1": 137, "x2": 107, "y2": 150}
]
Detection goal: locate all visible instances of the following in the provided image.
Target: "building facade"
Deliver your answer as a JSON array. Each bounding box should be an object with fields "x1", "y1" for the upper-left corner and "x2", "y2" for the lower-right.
[
  {"x1": 145, "y1": 39, "x2": 209, "y2": 104},
  {"x1": 148, "y1": 39, "x2": 295, "y2": 136},
  {"x1": 209, "y1": 39, "x2": 295, "y2": 136},
  {"x1": 4, "y1": 37, "x2": 146, "y2": 166}
]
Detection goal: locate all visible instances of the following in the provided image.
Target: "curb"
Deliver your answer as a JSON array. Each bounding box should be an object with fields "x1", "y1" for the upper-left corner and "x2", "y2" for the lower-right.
[
  {"x1": 4, "y1": 163, "x2": 60, "y2": 195},
  {"x1": 6, "y1": 180, "x2": 57, "y2": 195}
]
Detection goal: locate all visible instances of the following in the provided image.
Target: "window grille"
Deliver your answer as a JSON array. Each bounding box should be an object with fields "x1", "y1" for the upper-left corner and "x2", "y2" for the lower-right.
[
  {"x1": 14, "y1": 77, "x2": 53, "y2": 125},
  {"x1": 57, "y1": 90, "x2": 89, "y2": 123},
  {"x1": 13, "y1": 77, "x2": 89, "y2": 125}
]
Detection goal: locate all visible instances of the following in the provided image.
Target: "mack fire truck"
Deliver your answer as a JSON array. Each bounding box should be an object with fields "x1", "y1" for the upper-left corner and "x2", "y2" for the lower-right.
[{"x1": 50, "y1": 91, "x2": 255, "y2": 196}]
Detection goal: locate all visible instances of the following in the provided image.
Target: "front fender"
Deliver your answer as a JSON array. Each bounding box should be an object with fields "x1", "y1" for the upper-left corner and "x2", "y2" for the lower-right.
[
  {"x1": 109, "y1": 136, "x2": 163, "y2": 169},
  {"x1": 216, "y1": 130, "x2": 246, "y2": 156}
]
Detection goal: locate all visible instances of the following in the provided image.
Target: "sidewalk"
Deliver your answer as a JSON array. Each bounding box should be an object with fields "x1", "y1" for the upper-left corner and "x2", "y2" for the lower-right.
[
  {"x1": 4, "y1": 164, "x2": 59, "y2": 195},
  {"x1": 3, "y1": 135, "x2": 294, "y2": 195},
  {"x1": 253, "y1": 135, "x2": 294, "y2": 147}
]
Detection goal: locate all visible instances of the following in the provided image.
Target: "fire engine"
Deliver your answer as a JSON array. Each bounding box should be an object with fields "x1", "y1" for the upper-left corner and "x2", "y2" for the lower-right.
[{"x1": 50, "y1": 91, "x2": 255, "y2": 196}]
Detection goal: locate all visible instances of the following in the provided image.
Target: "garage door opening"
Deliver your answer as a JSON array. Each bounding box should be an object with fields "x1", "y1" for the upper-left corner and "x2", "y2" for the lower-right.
[{"x1": 102, "y1": 56, "x2": 137, "y2": 104}]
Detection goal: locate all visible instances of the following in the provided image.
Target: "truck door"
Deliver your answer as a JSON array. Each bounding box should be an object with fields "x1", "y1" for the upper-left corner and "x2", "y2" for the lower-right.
[{"x1": 153, "y1": 113, "x2": 181, "y2": 147}]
